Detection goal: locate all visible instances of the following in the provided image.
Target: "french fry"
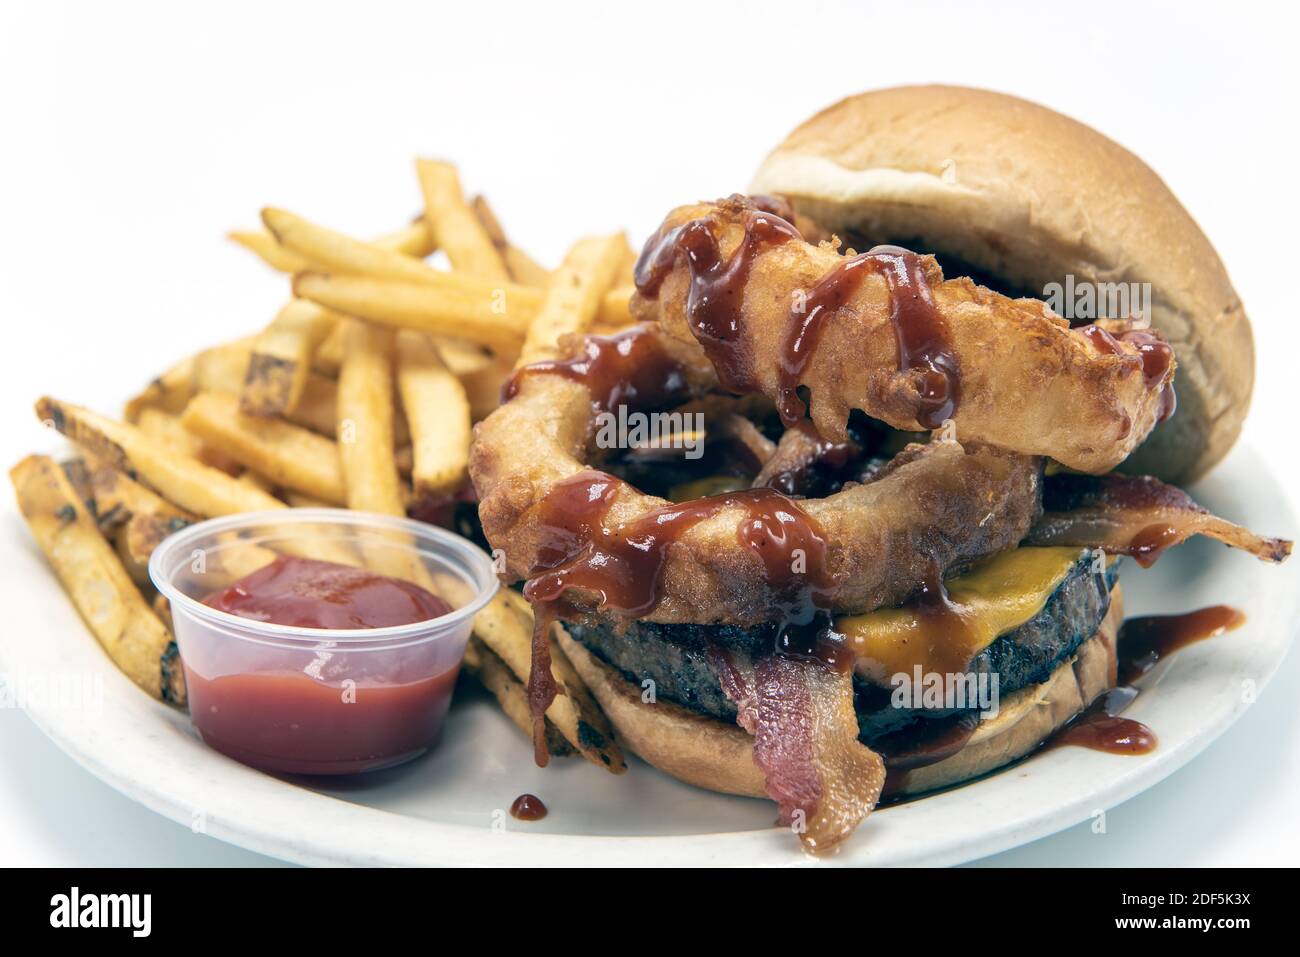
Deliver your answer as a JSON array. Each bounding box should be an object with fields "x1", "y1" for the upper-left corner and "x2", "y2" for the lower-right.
[
  {"x1": 457, "y1": 353, "x2": 513, "y2": 421},
  {"x1": 395, "y1": 332, "x2": 471, "y2": 496},
  {"x1": 598, "y1": 286, "x2": 635, "y2": 327},
  {"x1": 124, "y1": 354, "x2": 197, "y2": 422},
  {"x1": 415, "y1": 159, "x2": 509, "y2": 281},
  {"x1": 233, "y1": 220, "x2": 434, "y2": 275},
  {"x1": 10, "y1": 455, "x2": 185, "y2": 705},
  {"x1": 180, "y1": 392, "x2": 347, "y2": 505},
  {"x1": 336, "y1": 321, "x2": 404, "y2": 517},
  {"x1": 313, "y1": 321, "x2": 347, "y2": 377},
  {"x1": 471, "y1": 195, "x2": 550, "y2": 287},
  {"x1": 462, "y1": 636, "x2": 573, "y2": 757},
  {"x1": 37, "y1": 398, "x2": 285, "y2": 518},
  {"x1": 61, "y1": 455, "x2": 194, "y2": 587},
  {"x1": 61, "y1": 454, "x2": 194, "y2": 539},
  {"x1": 136, "y1": 407, "x2": 203, "y2": 458},
  {"x1": 116, "y1": 512, "x2": 184, "y2": 587},
  {"x1": 293, "y1": 272, "x2": 534, "y2": 352},
  {"x1": 516, "y1": 233, "x2": 628, "y2": 368},
  {"x1": 228, "y1": 229, "x2": 312, "y2": 273},
  {"x1": 236, "y1": 469, "x2": 276, "y2": 494},
  {"x1": 615, "y1": 239, "x2": 637, "y2": 287},
  {"x1": 336, "y1": 321, "x2": 435, "y2": 587},
  {"x1": 163, "y1": 339, "x2": 407, "y2": 444},
  {"x1": 241, "y1": 299, "x2": 341, "y2": 417},
  {"x1": 283, "y1": 490, "x2": 332, "y2": 509},
  {"x1": 193, "y1": 338, "x2": 257, "y2": 393},
  {"x1": 471, "y1": 589, "x2": 626, "y2": 773},
  {"x1": 263, "y1": 207, "x2": 450, "y2": 287},
  {"x1": 241, "y1": 215, "x2": 441, "y2": 416},
  {"x1": 151, "y1": 592, "x2": 174, "y2": 632},
  {"x1": 135, "y1": 407, "x2": 241, "y2": 475},
  {"x1": 434, "y1": 336, "x2": 493, "y2": 376}
]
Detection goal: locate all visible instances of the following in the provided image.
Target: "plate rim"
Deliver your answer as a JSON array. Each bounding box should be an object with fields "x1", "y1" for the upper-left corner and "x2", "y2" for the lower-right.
[{"x1": 4, "y1": 443, "x2": 1297, "y2": 867}]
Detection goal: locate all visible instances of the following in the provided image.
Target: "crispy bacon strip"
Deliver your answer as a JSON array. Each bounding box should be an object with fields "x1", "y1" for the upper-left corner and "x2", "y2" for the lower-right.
[
  {"x1": 1027, "y1": 473, "x2": 1292, "y2": 566},
  {"x1": 711, "y1": 647, "x2": 885, "y2": 854}
]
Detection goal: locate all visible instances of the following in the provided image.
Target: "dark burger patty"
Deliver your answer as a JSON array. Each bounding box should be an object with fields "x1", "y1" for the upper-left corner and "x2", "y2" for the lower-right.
[{"x1": 565, "y1": 553, "x2": 1118, "y2": 746}]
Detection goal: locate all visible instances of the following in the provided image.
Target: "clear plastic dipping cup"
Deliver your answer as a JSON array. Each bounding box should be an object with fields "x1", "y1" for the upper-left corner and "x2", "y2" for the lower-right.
[{"x1": 149, "y1": 509, "x2": 498, "y2": 776}]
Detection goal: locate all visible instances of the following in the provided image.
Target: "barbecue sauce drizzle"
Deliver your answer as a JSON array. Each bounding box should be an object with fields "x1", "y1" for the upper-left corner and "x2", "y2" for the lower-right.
[
  {"x1": 635, "y1": 203, "x2": 801, "y2": 394},
  {"x1": 635, "y1": 199, "x2": 961, "y2": 432},
  {"x1": 778, "y1": 246, "x2": 960, "y2": 430},
  {"x1": 503, "y1": 325, "x2": 691, "y2": 414},
  {"x1": 1077, "y1": 323, "x2": 1177, "y2": 423},
  {"x1": 521, "y1": 470, "x2": 841, "y2": 764}
]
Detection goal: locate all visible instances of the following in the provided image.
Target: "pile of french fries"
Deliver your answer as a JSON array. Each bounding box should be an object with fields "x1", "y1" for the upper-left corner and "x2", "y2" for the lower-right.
[{"x1": 13, "y1": 159, "x2": 638, "y2": 773}]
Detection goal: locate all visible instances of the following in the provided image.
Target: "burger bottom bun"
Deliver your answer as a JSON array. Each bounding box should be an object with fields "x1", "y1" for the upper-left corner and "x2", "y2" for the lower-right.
[{"x1": 555, "y1": 584, "x2": 1122, "y2": 799}]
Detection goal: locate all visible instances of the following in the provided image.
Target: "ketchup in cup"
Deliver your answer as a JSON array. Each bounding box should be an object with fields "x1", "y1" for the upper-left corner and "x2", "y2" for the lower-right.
[{"x1": 149, "y1": 510, "x2": 498, "y2": 776}]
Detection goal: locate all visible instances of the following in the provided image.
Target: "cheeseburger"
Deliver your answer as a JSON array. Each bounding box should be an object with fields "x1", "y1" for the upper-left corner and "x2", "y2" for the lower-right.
[{"x1": 469, "y1": 86, "x2": 1291, "y2": 852}]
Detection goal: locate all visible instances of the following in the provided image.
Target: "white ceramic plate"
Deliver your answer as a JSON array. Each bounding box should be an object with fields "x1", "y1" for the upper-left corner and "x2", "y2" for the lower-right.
[{"x1": 2, "y1": 445, "x2": 1297, "y2": 866}]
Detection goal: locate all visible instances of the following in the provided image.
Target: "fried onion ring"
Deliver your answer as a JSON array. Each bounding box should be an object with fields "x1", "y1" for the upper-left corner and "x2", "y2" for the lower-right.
[
  {"x1": 471, "y1": 324, "x2": 1042, "y2": 625},
  {"x1": 631, "y1": 197, "x2": 1175, "y2": 474}
]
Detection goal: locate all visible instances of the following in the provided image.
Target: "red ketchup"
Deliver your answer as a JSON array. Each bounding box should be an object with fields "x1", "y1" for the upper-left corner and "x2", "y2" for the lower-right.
[{"x1": 188, "y1": 555, "x2": 457, "y2": 775}]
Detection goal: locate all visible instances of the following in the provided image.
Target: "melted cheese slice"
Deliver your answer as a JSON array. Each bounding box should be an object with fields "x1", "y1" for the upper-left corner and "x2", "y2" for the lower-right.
[{"x1": 838, "y1": 546, "x2": 1087, "y2": 686}]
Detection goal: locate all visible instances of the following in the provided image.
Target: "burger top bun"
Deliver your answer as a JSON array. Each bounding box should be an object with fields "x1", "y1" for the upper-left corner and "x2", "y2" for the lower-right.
[{"x1": 750, "y1": 85, "x2": 1252, "y2": 484}]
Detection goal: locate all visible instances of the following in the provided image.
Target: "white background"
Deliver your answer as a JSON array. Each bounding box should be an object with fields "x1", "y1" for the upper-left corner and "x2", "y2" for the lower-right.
[{"x1": 1, "y1": 0, "x2": 1297, "y2": 866}]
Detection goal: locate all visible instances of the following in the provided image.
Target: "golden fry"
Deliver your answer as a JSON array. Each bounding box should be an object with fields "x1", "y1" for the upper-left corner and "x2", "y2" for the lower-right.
[
  {"x1": 241, "y1": 299, "x2": 341, "y2": 417},
  {"x1": 240, "y1": 216, "x2": 438, "y2": 416},
  {"x1": 193, "y1": 338, "x2": 256, "y2": 393},
  {"x1": 263, "y1": 207, "x2": 448, "y2": 286},
  {"x1": 124, "y1": 354, "x2": 197, "y2": 422},
  {"x1": 415, "y1": 159, "x2": 509, "y2": 281},
  {"x1": 61, "y1": 455, "x2": 194, "y2": 537},
  {"x1": 336, "y1": 321, "x2": 435, "y2": 586},
  {"x1": 313, "y1": 321, "x2": 347, "y2": 377},
  {"x1": 471, "y1": 195, "x2": 550, "y2": 287},
  {"x1": 135, "y1": 407, "x2": 241, "y2": 475},
  {"x1": 462, "y1": 636, "x2": 573, "y2": 756},
  {"x1": 232, "y1": 219, "x2": 433, "y2": 275},
  {"x1": 181, "y1": 392, "x2": 347, "y2": 505},
  {"x1": 228, "y1": 230, "x2": 312, "y2": 273},
  {"x1": 283, "y1": 490, "x2": 332, "y2": 509},
  {"x1": 431, "y1": 336, "x2": 493, "y2": 376},
  {"x1": 236, "y1": 469, "x2": 276, "y2": 494},
  {"x1": 336, "y1": 320, "x2": 404, "y2": 517},
  {"x1": 10, "y1": 455, "x2": 185, "y2": 704},
  {"x1": 457, "y1": 353, "x2": 513, "y2": 421},
  {"x1": 294, "y1": 272, "x2": 533, "y2": 352},
  {"x1": 37, "y1": 397, "x2": 285, "y2": 518},
  {"x1": 61, "y1": 455, "x2": 193, "y2": 587},
  {"x1": 598, "y1": 286, "x2": 635, "y2": 327},
  {"x1": 516, "y1": 233, "x2": 628, "y2": 368},
  {"x1": 395, "y1": 332, "x2": 471, "y2": 496},
  {"x1": 471, "y1": 589, "x2": 626, "y2": 773}
]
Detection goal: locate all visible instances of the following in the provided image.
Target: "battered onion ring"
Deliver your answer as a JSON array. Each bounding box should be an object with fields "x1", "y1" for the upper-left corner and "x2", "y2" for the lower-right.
[
  {"x1": 470, "y1": 324, "x2": 1042, "y2": 625},
  {"x1": 632, "y1": 198, "x2": 1175, "y2": 475}
]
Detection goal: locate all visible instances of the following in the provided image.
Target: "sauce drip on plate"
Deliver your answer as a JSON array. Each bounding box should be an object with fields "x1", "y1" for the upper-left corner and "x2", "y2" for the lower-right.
[
  {"x1": 509, "y1": 793, "x2": 548, "y2": 821},
  {"x1": 1044, "y1": 605, "x2": 1245, "y2": 756}
]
